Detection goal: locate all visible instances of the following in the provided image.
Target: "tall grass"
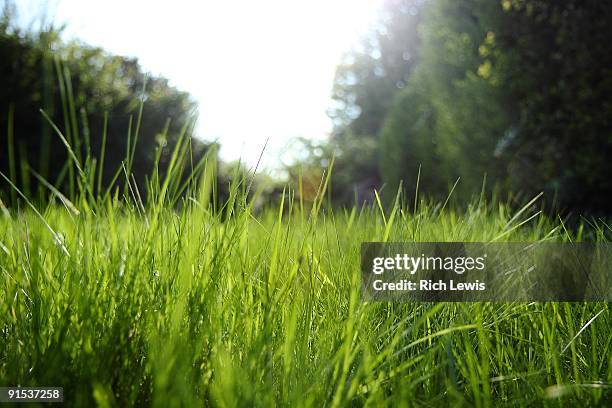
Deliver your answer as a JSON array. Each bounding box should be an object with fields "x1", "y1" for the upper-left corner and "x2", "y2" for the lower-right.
[{"x1": 0, "y1": 76, "x2": 611, "y2": 406}]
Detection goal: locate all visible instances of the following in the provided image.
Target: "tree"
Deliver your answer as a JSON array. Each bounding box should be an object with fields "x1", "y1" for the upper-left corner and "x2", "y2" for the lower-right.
[
  {"x1": 380, "y1": 0, "x2": 612, "y2": 213},
  {"x1": 495, "y1": 0, "x2": 612, "y2": 212},
  {"x1": 379, "y1": 68, "x2": 443, "y2": 200},
  {"x1": 0, "y1": 5, "x2": 211, "y2": 204},
  {"x1": 330, "y1": 0, "x2": 425, "y2": 137},
  {"x1": 322, "y1": 0, "x2": 426, "y2": 204},
  {"x1": 382, "y1": 0, "x2": 514, "y2": 200}
]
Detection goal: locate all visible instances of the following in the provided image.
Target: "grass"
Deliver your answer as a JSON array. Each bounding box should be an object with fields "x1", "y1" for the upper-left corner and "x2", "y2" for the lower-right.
[
  {"x1": 0, "y1": 174, "x2": 611, "y2": 406},
  {"x1": 0, "y1": 73, "x2": 610, "y2": 406}
]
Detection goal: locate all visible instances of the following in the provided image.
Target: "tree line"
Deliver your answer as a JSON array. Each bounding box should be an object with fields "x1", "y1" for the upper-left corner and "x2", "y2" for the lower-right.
[
  {"x1": 0, "y1": 3, "x2": 213, "y2": 206},
  {"x1": 315, "y1": 0, "x2": 612, "y2": 214},
  {"x1": 2, "y1": 1, "x2": 612, "y2": 215}
]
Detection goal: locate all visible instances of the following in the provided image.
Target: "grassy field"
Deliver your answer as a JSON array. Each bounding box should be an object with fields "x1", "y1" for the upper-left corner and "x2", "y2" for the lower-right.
[
  {"x1": 0, "y1": 114, "x2": 610, "y2": 405},
  {"x1": 0, "y1": 162, "x2": 611, "y2": 407}
]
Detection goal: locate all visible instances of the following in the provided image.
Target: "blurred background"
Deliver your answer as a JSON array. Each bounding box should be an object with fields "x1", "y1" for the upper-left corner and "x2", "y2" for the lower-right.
[{"x1": 1, "y1": 0, "x2": 611, "y2": 214}]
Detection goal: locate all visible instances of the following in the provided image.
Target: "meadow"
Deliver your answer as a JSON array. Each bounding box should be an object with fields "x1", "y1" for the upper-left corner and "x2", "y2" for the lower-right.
[{"x1": 0, "y1": 148, "x2": 610, "y2": 406}]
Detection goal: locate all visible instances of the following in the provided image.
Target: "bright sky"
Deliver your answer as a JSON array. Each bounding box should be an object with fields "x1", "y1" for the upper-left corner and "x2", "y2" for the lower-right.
[{"x1": 16, "y1": 0, "x2": 384, "y2": 171}]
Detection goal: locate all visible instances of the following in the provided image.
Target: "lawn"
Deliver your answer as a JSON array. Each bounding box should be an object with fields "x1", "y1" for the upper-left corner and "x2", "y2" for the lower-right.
[{"x1": 0, "y1": 171, "x2": 610, "y2": 406}]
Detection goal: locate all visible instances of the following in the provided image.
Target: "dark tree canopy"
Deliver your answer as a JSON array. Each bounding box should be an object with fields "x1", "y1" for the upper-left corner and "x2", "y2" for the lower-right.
[{"x1": 325, "y1": 0, "x2": 612, "y2": 214}]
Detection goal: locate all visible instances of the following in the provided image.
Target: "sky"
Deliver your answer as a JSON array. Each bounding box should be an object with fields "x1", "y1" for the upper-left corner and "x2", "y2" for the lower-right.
[{"x1": 15, "y1": 0, "x2": 384, "y2": 171}]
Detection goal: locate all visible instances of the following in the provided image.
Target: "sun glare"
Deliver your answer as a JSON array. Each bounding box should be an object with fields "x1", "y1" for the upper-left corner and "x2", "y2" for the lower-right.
[{"x1": 20, "y1": 0, "x2": 384, "y2": 170}]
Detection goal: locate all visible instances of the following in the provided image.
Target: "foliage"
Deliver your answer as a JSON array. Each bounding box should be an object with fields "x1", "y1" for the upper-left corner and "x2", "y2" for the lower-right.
[
  {"x1": 285, "y1": 136, "x2": 380, "y2": 206},
  {"x1": 380, "y1": 0, "x2": 514, "y2": 201},
  {"x1": 0, "y1": 5, "x2": 211, "y2": 204},
  {"x1": 319, "y1": 0, "x2": 425, "y2": 203},
  {"x1": 330, "y1": 0, "x2": 424, "y2": 137},
  {"x1": 494, "y1": 0, "x2": 612, "y2": 212},
  {"x1": 332, "y1": 0, "x2": 612, "y2": 214},
  {"x1": 379, "y1": 67, "x2": 442, "y2": 201}
]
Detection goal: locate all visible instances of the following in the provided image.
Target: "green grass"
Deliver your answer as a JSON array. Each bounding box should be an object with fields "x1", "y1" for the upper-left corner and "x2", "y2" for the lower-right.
[{"x1": 0, "y1": 179, "x2": 611, "y2": 406}]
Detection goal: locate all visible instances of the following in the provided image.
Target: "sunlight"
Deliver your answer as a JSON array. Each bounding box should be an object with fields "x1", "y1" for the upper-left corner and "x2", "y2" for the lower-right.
[{"x1": 23, "y1": 0, "x2": 385, "y2": 169}]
